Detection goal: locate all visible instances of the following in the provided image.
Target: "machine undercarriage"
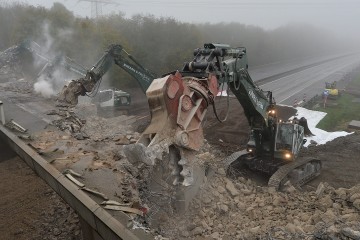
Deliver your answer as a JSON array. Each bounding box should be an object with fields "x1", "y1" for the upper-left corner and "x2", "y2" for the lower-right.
[{"x1": 225, "y1": 151, "x2": 322, "y2": 190}]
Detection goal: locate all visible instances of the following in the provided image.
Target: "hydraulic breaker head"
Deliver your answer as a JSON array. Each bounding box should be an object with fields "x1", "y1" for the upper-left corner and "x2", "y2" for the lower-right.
[
  {"x1": 57, "y1": 76, "x2": 96, "y2": 106},
  {"x1": 57, "y1": 81, "x2": 83, "y2": 106}
]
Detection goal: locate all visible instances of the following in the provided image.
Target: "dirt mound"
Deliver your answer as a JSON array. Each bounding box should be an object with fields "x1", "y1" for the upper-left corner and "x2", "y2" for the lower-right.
[
  {"x1": 0, "y1": 141, "x2": 81, "y2": 240},
  {"x1": 300, "y1": 132, "x2": 360, "y2": 188}
]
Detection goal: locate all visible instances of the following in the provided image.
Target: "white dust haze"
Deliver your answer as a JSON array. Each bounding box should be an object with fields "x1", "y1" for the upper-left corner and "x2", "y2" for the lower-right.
[{"x1": 32, "y1": 22, "x2": 75, "y2": 98}]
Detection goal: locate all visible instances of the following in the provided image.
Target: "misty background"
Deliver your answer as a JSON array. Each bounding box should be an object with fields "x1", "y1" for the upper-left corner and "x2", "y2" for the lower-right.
[{"x1": 0, "y1": 1, "x2": 359, "y2": 93}]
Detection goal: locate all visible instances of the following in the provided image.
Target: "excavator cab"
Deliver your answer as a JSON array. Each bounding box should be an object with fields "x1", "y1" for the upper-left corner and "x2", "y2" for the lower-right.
[{"x1": 274, "y1": 123, "x2": 305, "y2": 161}]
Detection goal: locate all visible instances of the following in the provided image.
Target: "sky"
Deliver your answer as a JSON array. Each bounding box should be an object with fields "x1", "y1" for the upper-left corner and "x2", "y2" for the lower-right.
[{"x1": 20, "y1": 0, "x2": 360, "y2": 34}]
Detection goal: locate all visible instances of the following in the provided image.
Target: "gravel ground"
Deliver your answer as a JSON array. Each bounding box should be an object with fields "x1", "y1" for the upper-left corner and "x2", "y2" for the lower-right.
[{"x1": 0, "y1": 139, "x2": 82, "y2": 240}]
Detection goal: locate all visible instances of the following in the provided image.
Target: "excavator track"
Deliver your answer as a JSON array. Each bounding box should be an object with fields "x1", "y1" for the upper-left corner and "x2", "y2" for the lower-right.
[
  {"x1": 223, "y1": 150, "x2": 248, "y2": 168},
  {"x1": 268, "y1": 157, "x2": 322, "y2": 190},
  {"x1": 223, "y1": 150, "x2": 248, "y2": 177},
  {"x1": 223, "y1": 151, "x2": 322, "y2": 190}
]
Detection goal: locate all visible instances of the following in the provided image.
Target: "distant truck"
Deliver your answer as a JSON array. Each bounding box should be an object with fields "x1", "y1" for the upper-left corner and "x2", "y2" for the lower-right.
[{"x1": 92, "y1": 88, "x2": 131, "y2": 117}]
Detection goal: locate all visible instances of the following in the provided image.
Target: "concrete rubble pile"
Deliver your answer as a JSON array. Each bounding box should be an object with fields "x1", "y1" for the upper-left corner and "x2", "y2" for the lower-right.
[
  {"x1": 0, "y1": 44, "x2": 33, "y2": 93},
  {"x1": 48, "y1": 103, "x2": 141, "y2": 142},
  {"x1": 160, "y1": 166, "x2": 360, "y2": 240},
  {"x1": 0, "y1": 45, "x2": 23, "y2": 78},
  {"x1": 30, "y1": 112, "x2": 143, "y2": 197},
  {"x1": 30, "y1": 113, "x2": 360, "y2": 240},
  {"x1": 48, "y1": 106, "x2": 88, "y2": 140}
]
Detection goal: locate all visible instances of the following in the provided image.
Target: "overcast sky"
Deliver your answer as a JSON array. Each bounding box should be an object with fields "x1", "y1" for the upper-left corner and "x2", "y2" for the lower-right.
[{"x1": 22, "y1": 0, "x2": 360, "y2": 34}]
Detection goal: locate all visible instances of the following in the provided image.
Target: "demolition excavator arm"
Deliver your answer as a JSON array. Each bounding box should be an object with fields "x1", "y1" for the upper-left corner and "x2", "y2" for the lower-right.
[
  {"x1": 57, "y1": 44, "x2": 156, "y2": 105},
  {"x1": 125, "y1": 43, "x2": 321, "y2": 189},
  {"x1": 36, "y1": 55, "x2": 88, "y2": 80}
]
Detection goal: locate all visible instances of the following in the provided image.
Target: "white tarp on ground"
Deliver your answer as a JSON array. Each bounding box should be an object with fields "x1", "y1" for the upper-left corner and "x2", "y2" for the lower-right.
[{"x1": 290, "y1": 107, "x2": 352, "y2": 147}]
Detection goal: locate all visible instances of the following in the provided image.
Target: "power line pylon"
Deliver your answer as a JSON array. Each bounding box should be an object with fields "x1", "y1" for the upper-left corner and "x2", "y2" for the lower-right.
[{"x1": 79, "y1": 0, "x2": 120, "y2": 19}]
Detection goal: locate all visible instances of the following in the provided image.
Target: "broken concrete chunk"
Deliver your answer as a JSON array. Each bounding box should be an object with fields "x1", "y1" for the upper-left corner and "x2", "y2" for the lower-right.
[
  {"x1": 210, "y1": 232, "x2": 220, "y2": 239},
  {"x1": 190, "y1": 227, "x2": 203, "y2": 236},
  {"x1": 63, "y1": 169, "x2": 83, "y2": 178},
  {"x1": 316, "y1": 182, "x2": 325, "y2": 197},
  {"x1": 334, "y1": 188, "x2": 347, "y2": 200},
  {"x1": 18, "y1": 134, "x2": 32, "y2": 140},
  {"x1": 225, "y1": 179, "x2": 240, "y2": 197},
  {"x1": 103, "y1": 205, "x2": 144, "y2": 216},
  {"x1": 341, "y1": 227, "x2": 360, "y2": 239},
  {"x1": 217, "y1": 168, "x2": 226, "y2": 176},
  {"x1": 349, "y1": 193, "x2": 360, "y2": 203},
  {"x1": 100, "y1": 200, "x2": 131, "y2": 206},
  {"x1": 82, "y1": 187, "x2": 109, "y2": 200},
  {"x1": 219, "y1": 204, "x2": 229, "y2": 213},
  {"x1": 123, "y1": 143, "x2": 155, "y2": 165},
  {"x1": 217, "y1": 186, "x2": 226, "y2": 194},
  {"x1": 319, "y1": 195, "x2": 333, "y2": 209},
  {"x1": 352, "y1": 199, "x2": 360, "y2": 210},
  {"x1": 64, "y1": 173, "x2": 85, "y2": 188},
  {"x1": 283, "y1": 181, "x2": 297, "y2": 193}
]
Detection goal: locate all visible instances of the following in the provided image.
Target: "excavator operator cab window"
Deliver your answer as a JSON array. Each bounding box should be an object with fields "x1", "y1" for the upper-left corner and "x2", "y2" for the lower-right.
[
  {"x1": 275, "y1": 124, "x2": 294, "y2": 151},
  {"x1": 115, "y1": 96, "x2": 130, "y2": 105},
  {"x1": 98, "y1": 90, "x2": 113, "y2": 103}
]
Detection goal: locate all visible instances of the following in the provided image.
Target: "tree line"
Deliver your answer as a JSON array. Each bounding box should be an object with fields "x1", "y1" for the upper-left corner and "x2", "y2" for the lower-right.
[{"x1": 0, "y1": 2, "x2": 348, "y2": 89}]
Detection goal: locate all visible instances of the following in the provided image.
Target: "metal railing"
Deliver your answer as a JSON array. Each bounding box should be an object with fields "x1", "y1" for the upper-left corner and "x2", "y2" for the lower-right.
[{"x1": 0, "y1": 100, "x2": 5, "y2": 125}]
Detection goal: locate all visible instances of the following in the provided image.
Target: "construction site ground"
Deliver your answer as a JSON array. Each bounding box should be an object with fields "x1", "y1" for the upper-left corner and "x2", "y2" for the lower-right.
[
  {"x1": 1, "y1": 50, "x2": 360, "y2": 239},
  {"x1": 0, "y1": 139, "x2": 82, "y2": 240}
]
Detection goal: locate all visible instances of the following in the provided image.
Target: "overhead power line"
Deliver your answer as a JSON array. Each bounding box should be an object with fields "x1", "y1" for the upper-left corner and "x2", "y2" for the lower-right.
[{"x1": 78, "y1": 0, "x2": 120, "y2": 19}]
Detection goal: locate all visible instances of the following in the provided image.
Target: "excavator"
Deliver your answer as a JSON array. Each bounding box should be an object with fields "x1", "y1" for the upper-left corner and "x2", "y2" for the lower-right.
[
  {"x1": 57, "y1": 44, "x2": 156, "y2": 107},
  {"x1": 58, "y1": 43, "x2": 321, "y2": 190},
  {"x1": 38, "y1": 53, "x2": 133, "y2": 113},
  {"x1": 122, "y1": 43, "x2": 321, "y2": 190},
  {"x1": 324, "y1": 81, "x2": 340, "y2": 99},
  {"x1": 36, "y1": 54, "x2": 88, "y2": 80}
]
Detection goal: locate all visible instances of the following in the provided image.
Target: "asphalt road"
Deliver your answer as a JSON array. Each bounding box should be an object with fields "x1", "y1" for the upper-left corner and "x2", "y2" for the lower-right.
[
  {"x1": 1, "y1": 93, "x2": 49, "y2": 134},
  {"x1": 1, "y1": 53, "x2": 360, "y2": 132},
  {"x1": 256, "y1": 54, "x2": 360, "y2": 105},
  {"x1": 248, "y1": 53, "x2": 351, "y2": 82}
]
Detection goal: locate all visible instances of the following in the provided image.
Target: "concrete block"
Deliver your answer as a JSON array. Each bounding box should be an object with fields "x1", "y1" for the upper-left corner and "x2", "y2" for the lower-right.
[{"x1": 349, "y1": 120, "x2": 360, "y2": 130}]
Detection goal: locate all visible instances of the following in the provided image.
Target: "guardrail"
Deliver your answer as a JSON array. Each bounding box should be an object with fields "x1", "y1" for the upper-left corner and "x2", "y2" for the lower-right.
[{"x1": 0, "y1": 100, "x2": 5, "y2": 125}]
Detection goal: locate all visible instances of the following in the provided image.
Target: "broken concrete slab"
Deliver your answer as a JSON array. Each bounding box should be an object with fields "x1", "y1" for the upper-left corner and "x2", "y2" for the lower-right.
[
  {"x1": 103, "y1": 205, "x2": 144, "y2": 216},
  {"x1": 348, "y1": 120, "x2": 360, "y2": 130},
  {"x1": 64, "y1": 173, "x2": 85, "y2": 188},
  {"x1": 82, "y1": 187, "x2": 109, "y2": 200}
]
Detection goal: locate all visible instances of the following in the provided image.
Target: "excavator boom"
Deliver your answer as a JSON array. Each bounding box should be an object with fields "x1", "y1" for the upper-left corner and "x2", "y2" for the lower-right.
[
  {"x1": 124, "y1": 43, "x2": 321, "y2": 191},
  {"x1": 57, "y1": 44, "x2": 156, "y2": 106}
]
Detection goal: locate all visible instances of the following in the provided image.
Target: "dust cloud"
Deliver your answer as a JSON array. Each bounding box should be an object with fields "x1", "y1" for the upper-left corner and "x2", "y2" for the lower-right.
[
  {"x1": 32, "y1": 22, "x2": 75, "y2": 98},
  {"x1": 33, "y1": 78, "x2": 55, "y2": 98}
]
